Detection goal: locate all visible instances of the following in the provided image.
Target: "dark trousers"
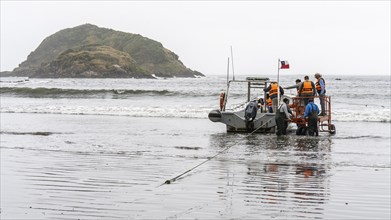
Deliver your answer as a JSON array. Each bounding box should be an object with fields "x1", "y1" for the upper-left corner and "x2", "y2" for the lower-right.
[
  {"x1": 275, "y1": 111, "x2": 288, "y2": 136},
  {"x1": 308, "y1": 112, "x2": 318, "y2": 136}
]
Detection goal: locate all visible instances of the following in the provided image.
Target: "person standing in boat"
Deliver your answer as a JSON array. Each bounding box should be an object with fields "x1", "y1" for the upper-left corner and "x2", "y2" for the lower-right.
[
  {"x1": 264, "y1": 81, "x2": 284, "y2": 113},
  {"x1": 314, "y1": 73, "x2": 326, "y2": 116},
  {"x1": 257, "y1": 97, "x2": 265, "y2": 113},
  {"x1": 284, "y1": 78, "x2": 302, "y2": 94},
  {"x1": 284, "y1": 78, "x2": 304, "y2": 115},
  {"x1": 303, "y1": 98, "x2": 319, "y2": 136},
  {"x1": 275, "y1": 98, "x2": 292, "y2": 136},
  {"x1": 266, "y1": 93, "x2": 273, "y2": 113},
  {"x1": 298, "y1": 76, "x2": 316, "y2": 106}
]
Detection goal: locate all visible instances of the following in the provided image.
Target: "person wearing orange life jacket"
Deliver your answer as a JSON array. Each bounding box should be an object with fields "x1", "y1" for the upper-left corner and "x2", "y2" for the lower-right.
[
  {"x1": 266, "y1": 93, "x2": 273, "y2": 113},
  {"x1": 315, "y1": 73, "x2": 326, "y2": 116},
  {"x1": 264, "y1": 81, "x2": 284, "y2": 113},
  {"x1": 298, "y1": 75, "x2": 316, "y2": 106}
]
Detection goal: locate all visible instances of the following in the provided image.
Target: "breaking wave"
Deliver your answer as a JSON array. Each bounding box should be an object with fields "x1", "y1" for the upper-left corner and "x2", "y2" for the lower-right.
[
  {"x1": 0, "y1": 87, "x2": 224, "y2": 98},
  {"x1": 0, "y1": 105, "x2": 211, "y2": 119},
  {"x1": 0, "y1": 87, "x2": 177, "y2": 98}
]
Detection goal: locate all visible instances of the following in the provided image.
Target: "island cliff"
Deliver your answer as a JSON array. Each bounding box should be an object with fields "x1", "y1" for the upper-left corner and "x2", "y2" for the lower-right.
[{"x1": 2, "y1": 24, "x2": 203, "y2": 78}]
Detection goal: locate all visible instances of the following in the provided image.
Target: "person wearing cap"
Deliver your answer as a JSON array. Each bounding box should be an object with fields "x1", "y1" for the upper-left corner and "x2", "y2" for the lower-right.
[
  {"x1": 284, "y1": 78, "x2": 302, "y2": 95},
  {"x1": 298, "y1": 75, "x2": 316, "y2": 106},
  {"x1": 275, "y1": 98, "x2": 292, "y2": 136},
  {"x1": 314, "y1": 73, "x2": 326, "y2": 116},
  {"x1": 303, "y1": 99, "x2": 319, "y2": 136},
  {"x1": 264, "y1": 81, "x2": 284, "y2": 113}
]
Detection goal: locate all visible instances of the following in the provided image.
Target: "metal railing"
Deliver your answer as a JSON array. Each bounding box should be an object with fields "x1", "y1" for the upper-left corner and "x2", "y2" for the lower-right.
[{"x1": 289, "y1": 95, "x2": 334, "y2": 133}]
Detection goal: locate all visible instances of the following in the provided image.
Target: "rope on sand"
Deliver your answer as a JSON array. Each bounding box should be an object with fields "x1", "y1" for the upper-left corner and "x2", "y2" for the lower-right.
[{"x1": 159, "y1": 118, "x2": 274, "y2": 187}]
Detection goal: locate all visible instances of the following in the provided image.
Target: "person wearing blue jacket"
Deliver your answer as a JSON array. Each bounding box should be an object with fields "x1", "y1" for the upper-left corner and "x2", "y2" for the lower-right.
[{"x1": 303, "y1": 99, "x2": 320, "y2": 136}]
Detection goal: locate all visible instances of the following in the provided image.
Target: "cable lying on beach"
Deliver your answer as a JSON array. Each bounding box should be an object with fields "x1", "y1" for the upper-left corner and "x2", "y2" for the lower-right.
[{"x1": 159, "y1": 118, "x2": 273, "y2": 186}]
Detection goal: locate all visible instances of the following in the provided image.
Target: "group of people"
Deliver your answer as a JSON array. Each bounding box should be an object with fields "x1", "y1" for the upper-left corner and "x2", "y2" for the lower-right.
[{"x1": 262, "y1": 73, "x2": 326, "y2": 136}]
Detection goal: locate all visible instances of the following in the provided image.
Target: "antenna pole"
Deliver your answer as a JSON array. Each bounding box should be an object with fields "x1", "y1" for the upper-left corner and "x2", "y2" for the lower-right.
[
  {"x1": 226, "y1": 57, "x2": 230, "y2": 86},
  {"x1": 230, "y1": 46, "x2": 235, "y2": 80},
  {"x1": 223, "y1": 57, "x2": 230, "y2": 111}
]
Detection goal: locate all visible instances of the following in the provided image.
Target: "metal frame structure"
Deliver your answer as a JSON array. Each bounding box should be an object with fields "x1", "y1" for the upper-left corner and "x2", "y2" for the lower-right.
[{"x1": 289, "y1": 95, "x2": 336, "y2": 134}]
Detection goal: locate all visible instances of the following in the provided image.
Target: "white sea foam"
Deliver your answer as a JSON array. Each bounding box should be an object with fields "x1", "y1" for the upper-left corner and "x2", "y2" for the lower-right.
[
  {"x1": 333, "y1": 109, "x2": 391, "y2": 122},
  {"x1": 0, "y1": 105, "x2": 211, "y2": 119}
]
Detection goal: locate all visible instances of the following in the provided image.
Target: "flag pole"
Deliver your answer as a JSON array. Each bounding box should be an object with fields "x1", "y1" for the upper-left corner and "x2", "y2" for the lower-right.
[{"x1": 277, "y1": 59, "x2": 280, "y2": 107}]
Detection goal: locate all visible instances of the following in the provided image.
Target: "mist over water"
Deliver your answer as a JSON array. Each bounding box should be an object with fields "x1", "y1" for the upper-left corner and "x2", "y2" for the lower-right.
[{"x1": 1, "y1": 75, "x2": 390, "y2": 219}]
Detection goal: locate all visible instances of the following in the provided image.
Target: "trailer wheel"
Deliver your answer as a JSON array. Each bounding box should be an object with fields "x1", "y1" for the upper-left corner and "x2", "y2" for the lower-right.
[{"x1": 329, "y1": 124, "x2": 336, "y2": 134}]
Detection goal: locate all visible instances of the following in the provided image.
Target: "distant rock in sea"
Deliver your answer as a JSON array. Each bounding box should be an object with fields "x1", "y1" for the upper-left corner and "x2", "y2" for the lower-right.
[{"x1": 1, "y1": 24, "x2": 204, "y2": 78}]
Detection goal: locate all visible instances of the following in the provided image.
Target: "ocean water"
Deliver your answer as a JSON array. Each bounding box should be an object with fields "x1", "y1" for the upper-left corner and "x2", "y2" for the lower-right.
[
  {"x1": 1, "y1": 75, "x2": 390, "y2": 219},
  {"x1": 0, "y1": 75, "x2": 390, "y2": 122}
]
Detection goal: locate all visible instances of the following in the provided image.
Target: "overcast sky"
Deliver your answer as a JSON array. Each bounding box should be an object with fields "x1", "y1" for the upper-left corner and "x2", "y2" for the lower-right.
[{"x1": 1, "y1": 0, "x2": 390, "y2": 76}]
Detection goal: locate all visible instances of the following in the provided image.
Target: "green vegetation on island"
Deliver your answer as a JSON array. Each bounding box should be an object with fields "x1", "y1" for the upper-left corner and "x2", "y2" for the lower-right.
[{"x1": 3, "y1": 24, "x2": 204, "y2": 78}]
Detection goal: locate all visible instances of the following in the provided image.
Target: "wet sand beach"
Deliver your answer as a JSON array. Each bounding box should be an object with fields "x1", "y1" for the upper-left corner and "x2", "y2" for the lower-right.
[{"x1": 1, "y1": 113, "x2": 390, "y2": 219}]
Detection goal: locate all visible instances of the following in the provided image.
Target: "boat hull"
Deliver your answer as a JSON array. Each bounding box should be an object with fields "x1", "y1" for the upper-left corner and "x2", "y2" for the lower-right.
[{"x1": 209, "y1": 109, "x2": 276, "y2": 133}]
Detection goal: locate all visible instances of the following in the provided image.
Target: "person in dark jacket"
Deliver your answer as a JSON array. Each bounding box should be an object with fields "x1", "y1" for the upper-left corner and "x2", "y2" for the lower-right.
[
  {"x1": 303, "y1": 99, "x2": 319, "y2": 136},
  {"x1": 284, "y1": 78, "x2": 302, "y2": 95},
  {"x1": 285, "y1": 78, "x2": 304, "y2": 115},
  {"x1": 257, "y1": 97, "x2": 265, "y2": 113}
]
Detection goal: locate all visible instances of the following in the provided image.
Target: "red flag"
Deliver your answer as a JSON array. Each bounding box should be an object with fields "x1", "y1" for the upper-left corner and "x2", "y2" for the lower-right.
[{"x1": 280, "y1": 60, "x2": 289, "y2": 69}]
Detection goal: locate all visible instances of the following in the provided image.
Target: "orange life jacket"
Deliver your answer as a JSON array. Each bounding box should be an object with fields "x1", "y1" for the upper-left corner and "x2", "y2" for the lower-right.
[
  {"x1": 266, "y1": 98, "x2": 272, "y2": 106},
  {"x1": 315, "y1": 78, "x2": 326, "y2": 92},
  {"x1": 269, "y1": 83, "x2": 278, "y2": 96},
  {"x1": 301, "y1": 81, "x2": 313, "y2": 94}
]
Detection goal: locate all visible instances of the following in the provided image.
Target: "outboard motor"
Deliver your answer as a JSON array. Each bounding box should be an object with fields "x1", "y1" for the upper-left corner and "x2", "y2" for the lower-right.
[
  {"x1": 245, "y1": 101, "x2": 258, "y2": 131},
  {"x1": 208, "y1": 109, "x2": 222, "y2": 122}
]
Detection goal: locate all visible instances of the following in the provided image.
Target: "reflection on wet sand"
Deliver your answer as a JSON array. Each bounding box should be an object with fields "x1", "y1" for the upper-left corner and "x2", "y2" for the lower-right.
[
  {"x1": 209, "y1": 134, "x2": 332, "y2": 218},
  {"x1": 2, "y1": 114, "x2": 389, "y2": 219}
]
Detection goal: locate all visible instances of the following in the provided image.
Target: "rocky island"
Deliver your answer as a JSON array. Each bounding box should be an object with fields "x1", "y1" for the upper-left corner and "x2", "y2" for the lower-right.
[{"x1": 1, "y1": 24, "x2": 204, "y2": 78}]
